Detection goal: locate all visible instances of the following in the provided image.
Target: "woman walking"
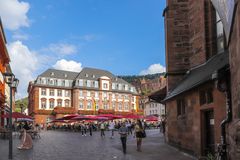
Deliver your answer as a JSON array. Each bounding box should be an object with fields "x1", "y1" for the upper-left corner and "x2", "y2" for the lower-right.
[
  {"x1": 135, "y1": 119, "x2": 145, "y2": 152},
  {"x1": 18, "y1": 122, "x2": 33, "y2": 150}
]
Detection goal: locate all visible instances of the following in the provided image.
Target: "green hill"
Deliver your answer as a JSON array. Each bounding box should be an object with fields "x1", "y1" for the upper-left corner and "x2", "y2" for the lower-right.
[{"x1": 15, "y1": 97, "x2": 28, "y2": 113}]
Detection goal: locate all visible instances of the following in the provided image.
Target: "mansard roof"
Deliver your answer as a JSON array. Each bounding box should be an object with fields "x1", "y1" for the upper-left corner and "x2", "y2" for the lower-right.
[
  {"x1": 163, "y1": 51, "x2": 229, "y2": 101},
  {"x1": 38, "y1": 67, "x2": 132, "y2": 86},
  {"x1": 76, "y1": 67, "x2": 129, "y2": 84},
  {"x1": 39, "y1": 68, "x2": 79, "y2": 80}
]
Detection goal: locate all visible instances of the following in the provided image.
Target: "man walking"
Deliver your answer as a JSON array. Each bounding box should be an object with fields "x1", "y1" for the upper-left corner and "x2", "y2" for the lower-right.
[
  {"x1": 119, "y1": 122, "x2": 128, "y2": 154},
  {"x1": 100, "y1": 122, "x2": 105, "y2": 137}
]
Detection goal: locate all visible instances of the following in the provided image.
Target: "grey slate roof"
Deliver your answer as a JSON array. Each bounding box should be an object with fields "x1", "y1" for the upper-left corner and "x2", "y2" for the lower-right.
[
  {"x1": 38, "y1": 67, "x2": 133, "y2": 87},
  {"x1": 76, "y1": 67, "x2": 130, "y2": 85},
  {"x1": 164, "y1": 51, "x2": 229, "y2": 101},
  {"x1": 38, "y1": 69, "x2": 79, "y2": 80}
]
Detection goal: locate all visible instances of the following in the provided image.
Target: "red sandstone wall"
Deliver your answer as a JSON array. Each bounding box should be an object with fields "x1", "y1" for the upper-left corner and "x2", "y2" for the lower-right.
[
  {"x1": 166, "y1": 83, "x2": 226, "y2": 156},
  {"x1": 228, "y1": 2, "x2": 240, "y2": 159}
]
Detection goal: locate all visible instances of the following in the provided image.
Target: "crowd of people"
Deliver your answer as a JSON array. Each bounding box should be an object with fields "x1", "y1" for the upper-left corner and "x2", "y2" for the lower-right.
[
  {"x1": 46, "y1": 118, "x2": 166, "y2": 154},
  {"x1": 1, "y1": 117, "x2": 166, "y2": 154}
]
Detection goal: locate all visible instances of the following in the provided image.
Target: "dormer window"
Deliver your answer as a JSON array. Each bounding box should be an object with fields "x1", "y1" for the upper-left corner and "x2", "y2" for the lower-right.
[
  {"x1": 64, "y1": 74, "x2": 67, "y2": 78},
  {"x1": 92, "y1": 75, "x2": 95, "y2": 78},
  {"x1": 51, "y1": 72, "x2": 54, "y2": 76},
  {"x1": 85, "y1": 74, "x2": 88, "y2": 77}
]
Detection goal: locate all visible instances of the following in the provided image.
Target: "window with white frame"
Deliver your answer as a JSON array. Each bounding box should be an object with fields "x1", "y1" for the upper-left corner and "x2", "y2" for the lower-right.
[
  {"x1": 112, "y1": 102, "x2": 116, "y2": 109},
  {"x1": 57, "y1": 100, "x2": 62, "y2": 107},
  {"x1": 125, "y1": 103, "x2": 129, "y2": 110},
  {"x1": 112, "y1": 94, "x2": 115, "y2": 99},
  {"x1": 104, "y1": 103, "x2": 108, "y2": 109},
  {"x1": 79, "y1": 79, "x2": 83, "y2": 86},
  {"x1": 65, "y1": 90, "x2": 70, "y2": 97},
  {"x1": 65, "y1": 100, "x2": 70, "y2": 107},
  {"x1": 95, "y1": 92, "x2": 98, "y2": 98},
  {"x1": 57, "y1": 90, "x2": 62, "y2": 97},
  {"x1": 103, "y1": 83, "x2": 108, "y2": 89},
  {"x1": 112, "y1": 83, "x2": 116, "y2": 90},
  {"x1": 79, "y1": 90, "x2": 83, "y2": 97},
  {"x1": 87, "y1": 91, "x2": 91, "y2": 97},
  {"x1": 125, "y1": 85, "x2": 128, "y2": 91},
  {"x1": 49, "y1": 79, "x2": 54, "y2": 85},
  {"x1": 94, "y1": 81, "x2": 99, "y2": 88},
  {"x1": 119, "y1": 84, "x2": 122, "y2": 90},
  {"x1": 79, "y1": 101, "x2": 83, "y2": 109},
  {"x1": 41, "y1": 88, "x2": 46, "y2": 96},
  {"x1": 41, "y1": 100, "x2": 46, "y2": 109},
  {"x1": 87, "y1": 101, "x2": 92, "y2": 109},
  {"x1": 49, "y1": 101, "x2": 54, "y2": 109},
  {"x1": 62, "y1": 80, "x2": 65, "y2": 86},
  {"x1": 87, "y1": 80, "x2": 91, "y2": 87},
  {"x1": 119, "y1": 103, "x2": 122, "y2": 110},
  {"x1": 49, "y1": 89, "x2": 54, "y2": 96},
  {"x1": 103, "y1": 92, "x2": 107, "y2": 98}
]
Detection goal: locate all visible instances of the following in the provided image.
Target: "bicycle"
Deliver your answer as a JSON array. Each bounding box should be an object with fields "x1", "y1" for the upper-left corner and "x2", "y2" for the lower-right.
[{"x1": 198, "y1": 143, "x2": 226, "y2": 160}]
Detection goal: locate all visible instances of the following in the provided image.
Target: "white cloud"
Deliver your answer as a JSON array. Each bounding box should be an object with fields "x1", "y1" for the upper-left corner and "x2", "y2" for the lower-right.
[
  {"x1": 80, "y1": 34, "x2": 97, "y2": 42},
  {"x1": 53, "y1": 59, "x2": 82, "y2": 72},
  {"x1": 0, "y1": 0, "x2": 30, "y2": 30},
  {"x1": 47, "y1": 43, "x2": 77, "y2": 55},
  {"x1": 12, "y1": 32, "x2": 29, "y2": 40},
  {"x1": 7, "y1": 41, "x2": 40, "y2": 98},
  {"x1": 140, "y1": 64, "x2": 166, "y2": 75}
]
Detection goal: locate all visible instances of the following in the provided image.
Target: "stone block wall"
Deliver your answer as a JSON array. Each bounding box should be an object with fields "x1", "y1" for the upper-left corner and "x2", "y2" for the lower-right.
[
  {"x1": 166, "y1": 83, "x2": 226, "y2": 157},
  {"x1": 228, "y1": 2, "x2": 240, "y2": 159}
]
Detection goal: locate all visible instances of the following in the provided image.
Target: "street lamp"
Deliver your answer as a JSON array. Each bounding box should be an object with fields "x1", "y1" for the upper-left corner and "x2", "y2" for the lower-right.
[{"x1": 3, "y1": 72, "x2": 19, "y2": 160}]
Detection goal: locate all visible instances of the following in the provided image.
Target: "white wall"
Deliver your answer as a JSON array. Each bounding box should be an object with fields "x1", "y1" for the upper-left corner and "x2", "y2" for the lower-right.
[{"x1": 39, "y1": 88, "x2": 71, "y2": 110}]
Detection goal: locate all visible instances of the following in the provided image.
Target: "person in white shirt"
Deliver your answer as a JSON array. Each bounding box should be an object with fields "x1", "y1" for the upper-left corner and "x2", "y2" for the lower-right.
[
  {"x1": 109, "y1": 120, "x2": 115, "y2": 138},
  {"x1": 100, "y1": 122, "x2": 105, "y2": 137}
]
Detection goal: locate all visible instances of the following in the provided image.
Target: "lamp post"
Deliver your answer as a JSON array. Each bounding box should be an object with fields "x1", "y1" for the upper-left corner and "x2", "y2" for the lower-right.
[{"x1": 3, "y1": 72, "x2": 19, "y2": 160}]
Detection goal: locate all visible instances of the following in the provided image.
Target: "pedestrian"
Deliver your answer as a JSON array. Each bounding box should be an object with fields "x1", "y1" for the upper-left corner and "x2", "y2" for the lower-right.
[
  {"x1": 126, "y1": 121, "x2": 132, "y2": 135},
  {"x1": 118, "y1": 122, "x2": 128, "y2": 154},
  {"x1": 81, "y1": 123, "x2": 87, "y2": 136},
  {"x1": 89, "y1": 123, "x2": 93, "y2": 136},
  {"x1": 109, "y1": 120, "x2": 115, "y2": 138},
  {"x1": 18, "y1": 122, "x2": 33, "y2": 150},
  {"x1": 135, "y1": 119, "x2": 145, "y2": 152},
  {"x1": 100, "y1": 122, "x2": 105, "y2": 137}
]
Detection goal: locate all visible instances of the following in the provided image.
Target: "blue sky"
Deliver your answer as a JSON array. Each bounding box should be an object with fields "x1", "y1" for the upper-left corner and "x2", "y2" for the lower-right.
[{"x1": 0, "y1": 0, "x2": 166, "y2": 98}]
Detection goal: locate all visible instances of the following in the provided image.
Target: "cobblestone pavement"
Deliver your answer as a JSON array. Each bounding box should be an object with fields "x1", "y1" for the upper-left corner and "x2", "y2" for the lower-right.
[{"x1": 0, "y1": 129, "x2": 196, "y2": 160}]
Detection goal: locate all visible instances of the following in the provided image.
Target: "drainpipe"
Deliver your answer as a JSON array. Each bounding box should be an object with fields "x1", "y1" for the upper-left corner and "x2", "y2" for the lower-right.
[{"x1": 217, "y1": 67, "x2": 232, "y2": 160}]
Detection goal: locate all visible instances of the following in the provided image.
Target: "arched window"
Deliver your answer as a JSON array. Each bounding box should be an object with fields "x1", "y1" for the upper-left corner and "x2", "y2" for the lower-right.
[
  {"x1": 87, "y1": 101, "x2": 92, "y2": 109},
  {"x1": 41, "y1": 98, "x2": 47, "y2": 109},
  {"x1": 65, "y1": 100, "x2": 70, "y2": 107},
  {"x1": 79, "y1": 100, "x2": 83, "y2": 109},
  {"x1": 49, "y1": 99, "x2": 55, "y2": 109},
  {"x1": 57, "y1": 99, "x2": 62, "y2": 107}
]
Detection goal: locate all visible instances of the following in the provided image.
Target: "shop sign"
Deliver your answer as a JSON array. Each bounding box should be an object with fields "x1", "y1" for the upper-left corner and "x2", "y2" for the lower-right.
[{"x1": 211, "y1": 0, "x2": 238, "y2": 43}]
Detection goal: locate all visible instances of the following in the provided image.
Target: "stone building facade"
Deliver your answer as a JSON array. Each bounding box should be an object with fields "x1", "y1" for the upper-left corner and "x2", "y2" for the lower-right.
[
  {"x1": 0, "y1": 19, "x2": 11, "y2": 127},
  {"x1": 28, "y1": 68, "x2": 140, "y2": 125},
  {"x1": 162, "y1": 0, "x2": 233, "y2": 158},
  {"x1": 226, "y1": 0, "x2": 240, "y2": 159}
]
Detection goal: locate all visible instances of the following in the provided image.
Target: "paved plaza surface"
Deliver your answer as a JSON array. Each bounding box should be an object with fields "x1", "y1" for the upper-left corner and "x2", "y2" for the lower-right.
[{"x1": 0, "y1": 129, "x2": 195, "y2": 160}]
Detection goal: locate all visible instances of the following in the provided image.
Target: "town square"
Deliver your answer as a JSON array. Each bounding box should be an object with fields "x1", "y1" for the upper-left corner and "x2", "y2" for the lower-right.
[{"x1": 1, "y1": 0, "x2": 240, "y2": 160}]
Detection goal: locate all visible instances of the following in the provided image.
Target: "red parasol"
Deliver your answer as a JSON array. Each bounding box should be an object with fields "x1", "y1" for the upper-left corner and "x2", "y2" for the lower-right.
[
  {"x1": 98, "y1": 114, "x2": 123, "y2": 119},
  {"x1": 1, "y1": 112, "x2": 33, "y2": 119},
  {"x1": 145, "y1": 115, "x2": 158, "y2": 122},
  {"x1": 56, "y1": 114, "x2": 79, "y2": 120},
  {"x1": 124, "y1": 114, "x2": 144, "y2": 119}
]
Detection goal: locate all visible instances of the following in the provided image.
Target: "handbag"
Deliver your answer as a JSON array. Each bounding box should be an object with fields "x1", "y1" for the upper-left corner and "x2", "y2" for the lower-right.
[{"x1": 142, "y1": 130, "x2": 146, "y2": 138}]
